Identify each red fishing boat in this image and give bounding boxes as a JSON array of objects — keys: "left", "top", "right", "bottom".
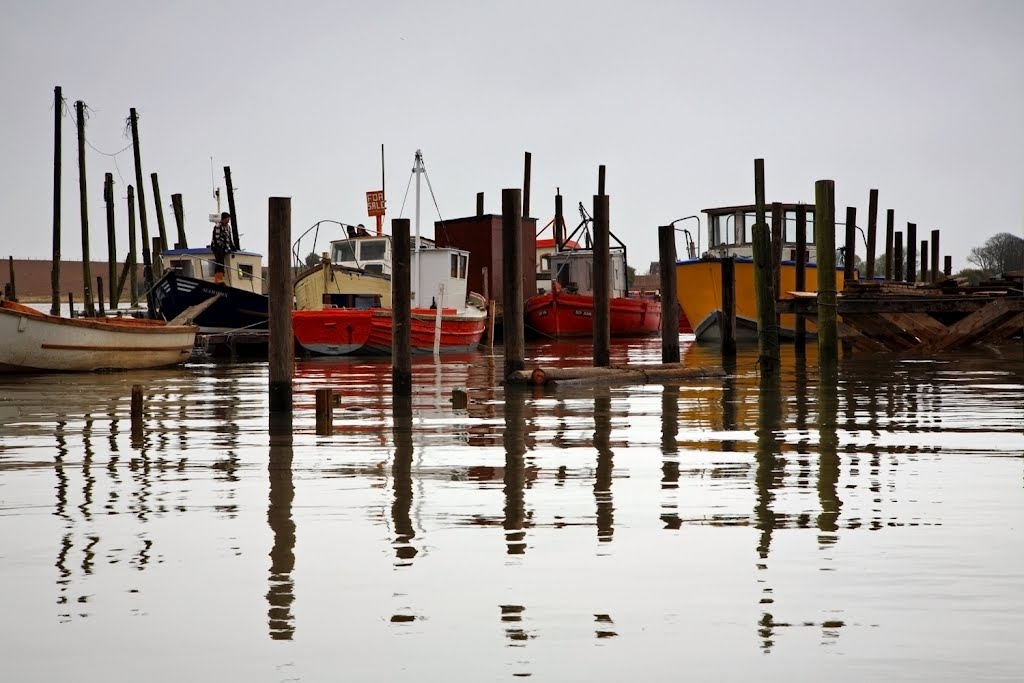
[{"left": 525, "top": 285, "right": 663, "bottom": 338}]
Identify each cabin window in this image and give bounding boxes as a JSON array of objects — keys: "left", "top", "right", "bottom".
[
  {"left": 200, "top": 259, "right": 217, "bottom": 278},
  {"left": 332, "top": 241, "right": 356, "bottom": 262},
  {"left": 450, "top": 253, "right": 459, "bottom": 278},
  {"left": 238, "top": 264, "right": 254, "bottom": 279},
  {"left": 459, "top": 254, "right": 468, "bottom": 279},
  {"left": 169, "top": 259, "right": 194, "bottom": 278},
  {"left": 360, "top": 240, "right": 386, "bottom": 261},
  {"left": 364, "top": 263, "right": 384, "bottom": 275}
]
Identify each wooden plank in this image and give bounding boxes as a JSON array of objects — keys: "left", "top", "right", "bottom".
[
  {"left": 993, "top": 313, "right": 1023, "bottom": 340},
  {"left": 841, "top": 312, "right": 920, "bottom": 350},
  {"left": 836, "top": 319, "right": 890, "bottom": 352},
  {"left": 924, "top": 299, "right": 1019, "bottom": 352},
  {"left": 881, "top": 312, "right": 947, "bottom": 339}
]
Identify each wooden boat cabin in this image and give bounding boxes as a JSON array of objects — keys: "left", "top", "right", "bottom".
[
  {"left": 700, "top": 203, "right": 818, "bottom": 264},
  {"left": 162, "top": 247, "right": 264, "bottom": 292}
]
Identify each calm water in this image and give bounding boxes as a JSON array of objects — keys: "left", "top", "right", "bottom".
[{"left": 1, "top": 339, "right": 1022, "bottom": 681}]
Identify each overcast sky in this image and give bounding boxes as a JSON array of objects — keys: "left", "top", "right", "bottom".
[{"left": 3, "top": 0, "right": 1022, "bottom": 273}]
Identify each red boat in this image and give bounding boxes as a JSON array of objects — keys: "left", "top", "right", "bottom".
[
  {"left": 294, "top": 307, "right": 486, "bottom": 356},
  {"left": 525, "top": 287, "right": 664, "bottom": 338}
]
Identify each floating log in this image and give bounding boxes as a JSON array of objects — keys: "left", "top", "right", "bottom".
[
  {"left": 506, "top": 364, "right": 726, "bottom": 387},
  {"left": 315, "top": 388, "right": 333, "bottom": 435}
]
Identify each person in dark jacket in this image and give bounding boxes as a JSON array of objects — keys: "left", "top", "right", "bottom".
[{"left": 211, "top": 212, "right": 235, "bottom": 283}]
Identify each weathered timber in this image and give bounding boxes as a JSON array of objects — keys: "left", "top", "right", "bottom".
[
  {"left": 658, "top": 225, "right": 680, "bottom": 363},
  {"left": 51, "top": 85, "right": 63, "bottom": 315},
  {"left": 753, "top": 159, "right": 779, "bottom": 374},
  {"left": 884, "top": 209, "right": 895, "bottom": 281},
  {"left": 866, "top": 189, "right": 878, "bottom": 279},
  {"left": 922, "top": 299, "right": 1021, "bottom": 352},
  {"left": 393, "top": 218, "right": 412, "bottom": 396},
  {"left": 267, "top": 197, "right": 293, "bottom": 413},
  {"left": 814, "top": 180, "right": 838, "bottom": 365}
]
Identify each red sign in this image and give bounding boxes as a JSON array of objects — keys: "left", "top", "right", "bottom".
[{"left": 366, "top": 190, "right": 386, "bottom": 217}]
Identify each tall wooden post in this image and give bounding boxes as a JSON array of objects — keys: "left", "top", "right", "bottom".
[
  {"left": 50, "top": 85, "right": 63, "bottom": 316},
  {"left": 884, "top": 209, "right": 895, "bottom": 280},
  {"left": 152, "top": 237, "right": 164, "bottom": 279},
  {"left": 75, "top": 100, "right": 95, "bottom": 317},
  {"left": 944, "top": 256, "right": 952, "bottom": 278},
  {"left": 794, "top": 205, "right": 807, "bottom": 351},
  {"left": 475, "top": 192, "right": 484, "bottom": 217},
  {"left": 658, "top": 225, "right": 680, "bottom": 363},
  {"left": 7, "top": 257, "right": 15, "bottom": 302},
  {"left": 392, "top": 217, "right": 412, "bottom": 397},
  {"left": 920, "top": 240, "right": 929, "bottom": 283},
  {"left": 96, "top": 276, "right": 105, "bottom": 316},
  {"left": 554, "top": 190, "right": 564, "bottom": 250},
  {"left": 522, "top": 152, "right": 532, "bottom": 218},
  {"left": 843, "top": 206, "right": 857, "bottom": 283},
  {"left": 906, "top": 223, "right": 917, "bottom": 283},
  {"left": 592, "top": 193, "right": 611, "bottom": 368},
  {"left": 150, "top": 173, "right": 169, "bottom": 253},
  {"left": 501, "top": 189, "right": 525, "bottom": 379},
  {"left": 930, "top": 230, "right": 940, "bottom": 282},
  {"left": 268, "top": 197, "right": 293, "bottom": 414},
  {"left": 894, "top": 232, "right": 904, "bottom": 283},
  {"left": 315, "top": 388, "right": 333, "bottom": 435},
  {"left": 129, "top": 108, "right": 155, "bottom": 316},
  {"left": 598, "top": 165, "right": 606, "bottom": 196},
  {"left": 814, "top": 180, "right": 838, "bottom": 366},
  {"left": 224, "top": 166, "right": 241, "bottom": 249},
  {"left": 171, "top": 193, "right": 187, "bottom": 248},
  {"left": 127, "top": 186, "right": 139, "bottom": 307},
  {"left": 720, "top": 256, "right": 737, "bottom": 358},
  {"left": 104, "top": 173, "right": 118, "bottom": 309},
  {"left": 770, "top": 202, "right": 783, "bottom": 307},
  {"left": 865, "top": 189, "right": 878, "bottom": 280},
  {"left": 752, "top": 159, "right": 778, "bottom": 374}
]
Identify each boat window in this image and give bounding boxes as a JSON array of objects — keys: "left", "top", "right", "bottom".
[
  {"left": 200, "top": 259, "right": 217, "bottom": 278},
  {"left": 332, "top": 240, "right": 356, "bottom": 262},
  {"left": 450, "top": 253, "right": 459, "bottom": 278},
  {"left": 169, "top": 259, "right": 194, "bottom": 278},
  {"left": 459, "top": 254, "right": 468, "bottom": 279},
  {"left": 238, "top": 264, "right": 254, "bottom": 279},
  {"left": 364, "top": 263, "right": 384, "bottom": 274},
  {"left": 360, "top": 240, "right": 386, "bottom": 261}
]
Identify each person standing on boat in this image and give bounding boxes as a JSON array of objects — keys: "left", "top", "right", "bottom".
[{"left": 211, "top": 212, "right": 236, "bottom": 283}]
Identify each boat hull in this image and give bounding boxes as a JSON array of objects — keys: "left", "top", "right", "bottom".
[
  {"left": 524, "top": 291, "right": 673, "bottom": 338},
  {"left": 154, "top": 271, "right": 268, "bottom": 333},
  {"left": 676, "top": 259, "right": 845, "bottom": 342},
  {"left": 0, "top": 301, "right": 196, "bottom": 373},
  {"left": 293, "top": 262, "right": 391, "bottom": 311},
  {"left": 293, "top": 307, "right": 486, "bottom": 356}
]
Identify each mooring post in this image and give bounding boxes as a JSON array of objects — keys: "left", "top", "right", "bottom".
[
  {"left": 752, "top": 159, "right": 779, "bottom": 375},
  {"left": 658, "top": 225, "right": 680, "bottom": 363},
  {"left": 944, "top": 255, "right": 952, "bottom": 278},
  {"left": 554, "top": 190, "right": 564, "bottom": 250},
  {"left": 152, "top": 237, "right": 164, "bottom": 279},
  {"left": 171, "top": 194, "right": 187, "bottom": 248},
  {"left": 920, "top": 240, "right": 929, "bottom": 283},
  {"left": 74, "top": 100, "right": 95, "bottom": 317},
  {"left": 7, "top": 256, "right": 15, "bottom": 302},
  {"left": 598, "top": 165, "right": 606, "bottom": 196},
  {"left": 930, "top": 230, "right": 940, "bottom": 282},
  {"left": 96, "top": 276, "right": 105, "bottom": 316},
  {"left": 522, "top": 152, "right": 532, "bottom": 218},
  {"left": 894, "top": 231, "right": 904, "bottom": 282},
  {"left": 104, "top": 173, "right": 118, "bottom": 309},
  {"left": 865, "top": 189, "right": 878, "bottom": 280},
  {"left": 906, "top": 223, "right": 917, "bottom": 283},
  {"left": 129, "top": 109, "right": 153, "bottom": 275},
  {"left": 268, "top": 197, "right": 293, "bottom": 414},
  {"left": 225, "top": 166, "right": 241, "bottom": 249},
  {"left": 476, "top": 192, "right": 484, "bottom": 217},
  {"left": 392, "top": 217, "right": 412, "bottom": 397},
  {"left": 50, "top": 85, "right": 62, "bottom": 316},
  {"left": 502, "top": 189, "right": 525, "bottom": 378},
  {"left": 68, "top": 292, "right": 74, "bottom": 318},
  {"left": 127, "top": 185, "right": 139, "bottom": 307},
  {"left": 592, "top": 192, "right": 611, "bottom": 368},
  {"left": 843, "top": 206, "right": 857, "bottom": 283},
  {"left": 884, "top": 209, "right": 895, "bottom": 280},
  {"left": 315, "top": 388, "right": 333, "bottom": 435},
  {"left": 814, "top": 180, "right": 838, "bottom": 366},
  {"left": 720, "top": 256, "right": 737, "bottom": 359},
  {"left": 150, "top": 173, "right": 169, "bottom": 253},
  {"left": 770, "top": 202, "right": 783, "bottom": 312},
  {"left": 794, "top": 205, "right": 808, "bottom": 351}
]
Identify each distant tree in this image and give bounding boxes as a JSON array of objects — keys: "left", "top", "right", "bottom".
[
  {"left": 626, "top": 265, "right": 636, "bottom": 289},
  {"left": 953, "top": 268, "right": 990, "bottom": 285},
  {"left": 967, "top": 233, "right": 1024, "bottom": 276},
  {"left": 873, "top": 251, "right": 908, "bottom": 279},
  {"left": 304, "top": 251, "right": 321, "bottom": 268}
]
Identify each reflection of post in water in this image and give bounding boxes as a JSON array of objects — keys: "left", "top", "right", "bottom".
[
  {"left": 754, "top": 371, "right": 784, "bottom": 652},
  {"left": 660, "top": 385, "right": 681, "bottom": 530},
  {"left": 391, "top": 394, "right": 418, "bottom": 565},
  {"left": 267, "top": 420, "right": 296, "bottom": 641},
  {"left": 54, "top": 420, "right": 69, "bottom": 521},
  {"left": 503, "top": 387, "right": 528, "bottom": 554},
  {"left": 594, "top": 391, "right": 614, "bottom": 543},
  {"left": 80, "top": 415, "right": 95, "bottom": 521},
  {"left": 721, "top": 358, "right": 737, "bottom": 453},
  {"left": 817, "top": 365, "right": 842, "bottom": 543},
  {"left": 793, "top": 355, "right": 812, "bottom": 510}
]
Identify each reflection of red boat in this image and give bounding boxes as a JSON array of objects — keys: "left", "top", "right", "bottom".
[
  {"left": 293, "top": 307, "right": 486, "bottom": 356},
  {"left": 525, "top": 288, "right": 664, "bottom": 338}
]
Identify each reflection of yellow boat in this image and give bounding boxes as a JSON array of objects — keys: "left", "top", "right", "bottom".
[{"left": 676, "top": 203, "right": 845, "bottom": 342}]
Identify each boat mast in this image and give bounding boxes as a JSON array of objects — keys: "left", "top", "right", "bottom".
[{"left": 413, "top": 149, "right": 423, "bottom": 308}]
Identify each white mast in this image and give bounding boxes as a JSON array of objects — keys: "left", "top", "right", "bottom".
[{"left": 414, "top": 149, "right": 423, "bottom": 308}]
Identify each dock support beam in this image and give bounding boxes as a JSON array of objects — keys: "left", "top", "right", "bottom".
[
  {"left": 592, "top": 192, "right": 611, "bottom": 367},
  {"left": 844, "top": 206, "right": 857, "bottom": 283},
  {"left": 884, "top": 209, "right": 895, "bottom": 281},
  {"left": 930, "top": 230, "right": 940, "bottom": 282},
  {"left": 658, "top": 225, "right": 680, "bottom": 363},
  {"left": 501, "top": 189, "right": 525, "bottom": 380},
  {"left": 815, "top": 180, "right": 838, "bottom": 366},
  {"left": 906, "top": 223, "right": 917, "bottom": 283},
  {"left": 794, "top": 205, "right": 807, "bottom": 351},
  {"left": 894, "top": 231, "right": 904, "bottom": 283},
  {"left": 866, "top": 189, "right": 878, "bottom": 280},
  {"left": 393, "top": 218, "right": 412, "bottom": 397},
  {"left": 268, "top": 197, "right": 293, "bottom": 414},
  {"left": 752, "top": 159, "right": 778, "bottom": 375}
]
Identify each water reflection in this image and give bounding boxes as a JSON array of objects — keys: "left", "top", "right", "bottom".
[
  {"left": 660, "top": 385, "right": 680, "bottom": 530},
  {"left": 267, "top": 422, "right": 295, "bottom": 641},
  {"left": 754, "top": 372, "right": 783, "bottom": 652},
  {"left": 392, "top": 395, "right": 417, "bottom": 565},
  {"left": 593, "top": 390, "right": 614, "bottom": 543},
  {"left": 818, "top": 366, "right": 842, "bottom": 542},
  {"left": 503, "top": 388, "right": 528, "bottom": 555}
]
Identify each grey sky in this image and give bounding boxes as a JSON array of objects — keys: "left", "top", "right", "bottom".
[{"left": 3, "top": 0, "right": 1022, "bottom": 272}]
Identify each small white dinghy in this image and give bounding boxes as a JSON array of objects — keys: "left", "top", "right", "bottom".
[{"left": 0, "top": 300, "right": 199, "bottom": 373}]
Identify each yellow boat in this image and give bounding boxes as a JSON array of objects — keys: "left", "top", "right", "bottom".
[{"left": 675, "top": 203, "right": 845, "bottom": 342}]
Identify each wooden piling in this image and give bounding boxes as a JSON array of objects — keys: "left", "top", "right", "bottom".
[
  {"left": 794, "top": 205, "right": 807, "bottom": 351},
  {"left": 7, "top": 256, "right": 16, "bottom": 302},
  {"left": 658, "top": 225, "right": 680, "bottom": 363},
  {"left": 127, "top": 185, "right": 139, "bottom": 307},
  {"left": 894, "top": 232, "right": 904, "bottom": 283},
  {"left": 152, "top": 237, "right": 164, "bottom": 279},
  {"left": 224, "top": 166, "right": 241, "bottom": 249},
  {"left": 720, "top": 256, "right": 737, "bottom": 358},
  {"left": 866, "top": 189, "right": 878, "bottom": 280},
  {"left": 592, "top": 193, "right": 611, "bottom": 368},
  {"left": 475, "top": 192, "right": 484, "bottom": 217},
  {"left": 150, "top": 173, "right": 169, "bottom": 253},
  {"left": 814, "top": 180, "right": 838, "bottom": 366},
  {"left": 770, "top": 202, "right": 783, "bottom": 309},
  {"left": 598, "top": 165, "right": 606, "bottom": 196},
  {"left": 74, "top": 101, "right": 95, "bottom": 317},
  {"left": 129, "top": 108, "right": 155, "bottom": 315},
  {"left": 884, "top": 209, "right": 895, "bottom": 280},
  {"left": 844, "top": 206, "right": 857, "bottom": 283},
  {"left": 906, "top": 223, "right": 917, "bottom": 283},
  {"left": 501, "top": 189, "right": 525, "bottom": 379},
  {"left": 392, "top": 218, "right": 412, "bottom": 396},
  {"left": 554, "top": 190, "right": 564, "bottom": 250},
  {"left": 315, "top": 388, "right": 333, "bottom": 435},
  {"left": 104, "top": 173, "right": 118, "bottom": 309},
  {"left": 451, "top": 388, "right": 468, "bottom": 410},
  {"left": 67, "top": 292, "right": 74, "bottom": 318},
  {"left": 930, "top": 230, "right": 940, "bottom": 282},
  {"left": 171, "top": 194, "right": 187, "bottom": 248},
  {"left": 944, "top": 255, "right": 952, "bottom": 278},
  {"left": 522, "top": 152, "right": 532, "bottom": 218},
  {"left": 268, "top": 197, "right": 293, "bottom": 414},
  {"left": 50, "top": 85, "right": 62, "bottom": 316},
  {"left": 752, "top": 159, "right": 779, "bottom": 374},
  {"left": 920, "top": 240, "right": 929, "bottom": 283},
  {"left": 96, "top": 276, "right": 105, "bottom": 316}
]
